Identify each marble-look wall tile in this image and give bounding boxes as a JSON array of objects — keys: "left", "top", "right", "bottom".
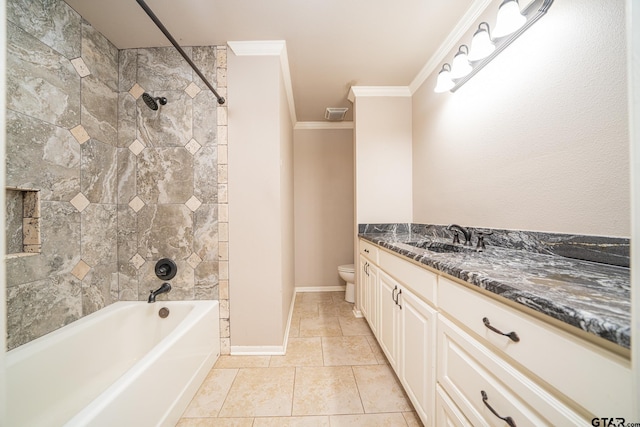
[
  {"left": 82, "top": 263, "right": 118, "bottom": 315},
  {"left": 6, "top": 110, "right": 81, "bottom": 201},
  {"left": 117, "top": 205, "right": 138, "bottom": 264},
  {"left": 194, "top": 144, "right": 218, "bottom": 203},
  {"left": 6, "top": 276, "right": 82, "bottom": 350},
  {"left": 137, "top": 147, "right": 194, "bottom": 204},
  {"left": 117, "top": 148, "right": 137, "bottom": 204},
  {"left": 81, "top": 20, "right": 118, "bottom": 91},
  {"left": 81, "top": 75, "right": 118, "bottom": 146},
  {"left": 81, "top": 204, "right": 117, "bottom": 267},
  {"left": 117, "top": 93, "right": 137, "bottom": 148},
  {"left": 137, "top": 91, "right": 193, "bottom": 147},
  {"left": 191, "top": 46, "right": 217, "bottom": 86},
  {"left": 137, "top": 204, "right": 194, "bottom": 260},
  {"left": 118, "top": 49, "right": 137, "bottom": 92},
  {"left": 137, "top": 47, "right": 193, "bottom": 91},
  {"left": 6, "top": 201, "right": 81, "bottom": 289},
  {"left": 194, "top": 204, "right": 219, "bottom": 262},
  {"left": 193, "top": 91, "right": 218, "bottom": 145},
  {"left": 7, "top": 21, "right": 80, "bottom": 128},
  {"left": 195, "top": 261, "right": 219, "bottom": 300},
  {"left": 81, "top": 139, "right": 117, "bottom": 204},
  {"left": 7, "top": 0, "right": 81, "bottom": 59}
]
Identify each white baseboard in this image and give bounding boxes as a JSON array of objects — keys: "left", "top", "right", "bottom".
[
  {"left": 353, "top": 309, "right": 363, "bottom": 318},
  {"left": 230, "top": 345, "right": 286, "bottom": 356},
  {"left": 295, "top": 285, "right": 346, "bottom": 292}
]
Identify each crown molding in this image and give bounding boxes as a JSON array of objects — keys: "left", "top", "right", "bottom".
[
  {"left": 227, "top": 40, "right": 297, "bottom": 125},
  {"left": 347, "top": 86, "right": 412, "bottom": 102},
  {"left": 408, "top": 0, "right": 493, "bottom": 94},
  {"left": 294, "top": 121, "right": 354, "bottom": 130}
]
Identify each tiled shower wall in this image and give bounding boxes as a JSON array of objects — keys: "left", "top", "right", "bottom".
[{"left": 5, "top": 0, "right": 228, "bottom": 351}]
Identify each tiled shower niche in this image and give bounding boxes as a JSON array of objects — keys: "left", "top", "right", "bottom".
[
  {"left": 6, "top": 0, "right": 229, "bottom": 351},
  {"left": 5, "top": 187, "right": 41, "bottom": 256}
]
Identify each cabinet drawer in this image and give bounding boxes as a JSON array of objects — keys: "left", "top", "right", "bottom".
[
  {"left": 359, "top": 239, "right": 379, "bottom": 263},
  {"left": 379, "top": 249, "right": 437, "bottom": 305},
  {"left": 436, "top": 384, "right": 472, "bottom": 427},
  {"left": 437, "top": 316, "right": 587, "bottom": 426},
  {"left": 438, "top": 277, "right": 632, "bottom": 418}
]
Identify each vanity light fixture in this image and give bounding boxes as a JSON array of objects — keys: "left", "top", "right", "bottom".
[
  {"left": 450, "top": 45, "right": 473, "bottom": 79},
  {"left": 493, "top": 0, "right": 526, "bottom": 38},
  {"left": 434, "top": 64, "right": 455, "bottom": 93},
  {"left": 468, "top": 22, "right": 495, "bottom": 61},
  {"left": 434, "top": 0, "right": 553, "bottom": 93}
]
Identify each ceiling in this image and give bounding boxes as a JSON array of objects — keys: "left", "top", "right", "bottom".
[{"left": 64, "top": 0, "right": 477, "bottom": 123}]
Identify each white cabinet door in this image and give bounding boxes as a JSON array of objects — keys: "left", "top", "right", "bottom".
[
  {"left": 399, "top": 286, "right": 437, "bottom": 426},
  {"left": 378, "top": 271, "right": 400, "bottom": 369},
  {"left": 367, "top": 263, "right": 379, "bottom": 336},
  {"left": 359, "top": 255, "right": 369, "bottom": 320}
]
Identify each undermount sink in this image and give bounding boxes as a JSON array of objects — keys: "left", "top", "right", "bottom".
[{"left": 405, "top": 241, "right": 476, "bottom": 253}]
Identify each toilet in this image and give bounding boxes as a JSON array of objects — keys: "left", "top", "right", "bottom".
[{"left": 338, "top": 264, "right": 355, "bottom": 303}]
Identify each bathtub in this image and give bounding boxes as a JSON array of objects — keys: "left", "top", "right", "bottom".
[{"left": 6, "top": 300, "right": 220, "bottom": 427}]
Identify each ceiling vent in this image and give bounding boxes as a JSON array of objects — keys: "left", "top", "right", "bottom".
[{"left": 324, "top": 107, "right": 349, "bottom": 121}]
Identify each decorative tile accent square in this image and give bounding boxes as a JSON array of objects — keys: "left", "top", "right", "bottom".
[
  {"left": 70, "top": 57, "right": 91, "bottom": 77},
  {"left": 185, "top": 195, "right": 202, "bottom": 212},
  {"left": 187, "top": 252, "right": 203, "bottom": 269},
  {"left": 130, "top": 253, "right": 146, "bottom": 270},
  {"left": 185, "top": 138, "right": 202, "bottom": 155},
  {"left": 70, "top": 124, "right": 90, "bottom": 144},
  {"left": 184, "top": 82, "right": 202, "bottom": 98},
  {"left": 70, "top": 192, "right": 90, "bottom": 212},
  {"left": 71, "top": 259, "right": 91, "bottom": 280},
  {"left": 128, "top": 139, "right": 145, "bottom": 156},
  {"left": 128, "top": 196, "right": 145, "bottom": 212},
  {"left": 129, "top": 83, "right": 145, "bottom": 99}
]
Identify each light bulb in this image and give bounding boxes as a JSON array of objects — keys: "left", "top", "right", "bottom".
[
  {"left": 434, "top": 64, "right": 454, "bottom": 93},
  {"left": 493, "top": 0, "right": 526, "bottom": 38},
  {"left": 450, "top": 45, "right": 472, "bottom": 79},
  {"left": 468, "top": 22, "right": 495, "bottom": 61}
]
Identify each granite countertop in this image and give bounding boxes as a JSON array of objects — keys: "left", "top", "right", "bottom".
[{"left": 359, "top": 229, "right": 631, "bottom": 349}]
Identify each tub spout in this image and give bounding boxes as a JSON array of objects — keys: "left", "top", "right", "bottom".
[{"left": 148, "top": 282, "right": 171, "bottom": 303}]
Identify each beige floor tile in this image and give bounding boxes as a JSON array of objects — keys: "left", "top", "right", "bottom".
[
  {"left": 182, "top": 369, "right": 238, "bottom": 417},
  {"left": 321, "top": 336, "right": 378, "bottom": 366},
  {"left": 219, "top": 367, "right": 295, "bottom": 417},
  {"left": 338, "top": 316, "right": 373, "bottom": 336},
  {"left": 403, "top": 411, "right": 424, "bottom": 427},
  {"left": 366, "top": 335, "right": 389, "bottom": 365},
  {"left": 176, "top": 418, "right": 254, "bottom": 427},
  {"left": 335, "top": 301, "right": 356, "bottom": 317},
  {"left": 270, "top": 337, "right": 324, "bottom": 367},
  {"left": 317, "top": 301, "right": 339, "bottom": 317},
  {"left": 330, "top": 291, "right": 347, "bottom": 303},
  {"left": 252, "top": 416, "right": 331, "bottom": 426},
  {"left": 289, "top": 317, "right": 300, "bottom": 337},
  {"left": 292, "top": 366, "right": 364, "bottom": 416},
  {"left": 214, "top": 355, "right": 271, "bottom": 368},
  {"left": 299, "top": 292, "right": 335, "bottom": 303},
  {"left": 293, "top": 302, "right": 319, "bottom": 319},
  {"left": 299, "top": 316, "right": 342, "bottom": 337},
  {"left": 352, "top": 365, "right": 413, "bottom": 413},
  {"left": 329, "top": 413, "right": 409, "bottom": 426}
]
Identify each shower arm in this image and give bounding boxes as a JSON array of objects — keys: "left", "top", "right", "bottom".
[{"left": 135, "top": 0, "right": 226, "bottom": 105}]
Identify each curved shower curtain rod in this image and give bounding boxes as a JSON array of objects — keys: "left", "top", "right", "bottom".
[{"left": 135, "top": 0, "right": 226, "bottom": 105}]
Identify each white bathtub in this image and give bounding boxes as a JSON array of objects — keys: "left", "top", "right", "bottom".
[{"left": 6, "top": 300, "right": 220, "bottom": 427}]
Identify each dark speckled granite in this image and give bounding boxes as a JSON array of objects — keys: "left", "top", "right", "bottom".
[{"left": 359, "top": 224, "right": 631, "bottom": 349}]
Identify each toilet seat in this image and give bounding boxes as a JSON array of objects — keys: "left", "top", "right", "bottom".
[{"left": 338, "top": 264, "right": 355, "bottom": 273}]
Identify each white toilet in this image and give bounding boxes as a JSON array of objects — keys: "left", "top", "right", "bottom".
[{"left": 338, "top": 264, "right": 355, "bottom": 303}]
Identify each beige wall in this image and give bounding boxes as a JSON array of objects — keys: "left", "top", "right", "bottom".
[
  {"left": 227, "top": 48, "right": 294, "bottom": 350},
  {"left": 353, "top": 93, "right": 413, "bottom": 224},
  {"left": 412, "top": 0, "right": 630, "bottom": 237},
  {"left": 293, "top": 128, "right": 354, "bottom": 288}
]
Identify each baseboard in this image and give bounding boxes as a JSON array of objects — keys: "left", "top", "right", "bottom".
[
  {"left": 230, "top": 345, "right": 286, "bottom": 356},
  {"left": 295, "top": 285, "right": 346, "bottom": 292},
  {"left": 353, "top": 309, "right": 363, "bottom": 318}
]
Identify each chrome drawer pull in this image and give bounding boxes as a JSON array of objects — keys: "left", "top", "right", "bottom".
[
  {"left": 482, "top": 317, "right": 520, "bottom": 342},
  {"left": 481, "top": 390, "right": 516, "bottom": 427}
]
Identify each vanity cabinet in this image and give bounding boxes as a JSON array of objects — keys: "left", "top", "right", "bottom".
[
  {"left": 357, "top": 238, "right": 632, "bottom": 427},
  {"left": 359, "top": 240, "right": 379, "bottom": 335}
]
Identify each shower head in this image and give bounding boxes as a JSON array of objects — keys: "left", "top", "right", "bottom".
[{"left": 141, "top": 92, "right": 167, "bottom": 111}]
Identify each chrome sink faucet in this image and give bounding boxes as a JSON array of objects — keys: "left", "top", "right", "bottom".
[{"left": 447, "top": 224, "right": 472, "bottom": 246}]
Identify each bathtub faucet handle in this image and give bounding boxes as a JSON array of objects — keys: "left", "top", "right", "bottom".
[{"left": 148, "top": 282, "right": 172, "bottom": 303}]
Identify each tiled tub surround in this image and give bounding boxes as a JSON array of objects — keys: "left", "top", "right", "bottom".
[
  {"left": 358, "top": 224, "right": 631, "bottom": 349},
  {"left": 6, "top": 0, "right": 228, "bottom": 350}
]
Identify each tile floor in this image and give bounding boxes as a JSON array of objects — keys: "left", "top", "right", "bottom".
[{"left": 177, "top": 291, "right": 424, "bottom": 427}]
